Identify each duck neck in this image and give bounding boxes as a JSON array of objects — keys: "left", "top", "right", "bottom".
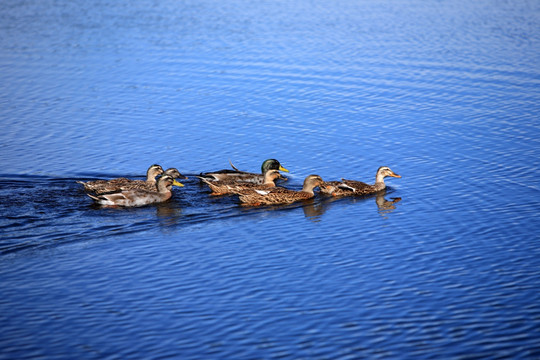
[
  {"left": 301, "top": 183, "right": 316, "bottom": 195},
  {"left": 146, "top": 171, "right": 159, "bottom": 183},
  {"left": 373, "top": 173, "right": 386, "bottom": 191},
  {"left": 156, "top": 182, "right": 172, "bottom": 194}
]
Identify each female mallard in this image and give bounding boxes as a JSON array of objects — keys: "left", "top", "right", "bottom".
[
  {"left": 198, "top": 169, "right": 284, "bottom": 196},
  {"left": 238, "top": 175, "right": 324, "bottom": 206},
  {"left": 114, "top": 167, "right": 188, "bottom": 192},
  {"left": 320, "top": 166, "right": 401, "bottom": 197},
  {"left": 199, "top": 159, "right": 289, "bottom": 184},
  {"left": 77, "top": 164, "right": 164, "bottom": 194},
  {"left": 87, "top": 175, "right": 184, "bottom": 207}
]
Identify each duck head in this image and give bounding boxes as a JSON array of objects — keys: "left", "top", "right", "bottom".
[
  {"left": 303, "top": 174, "right": 324, "bottom": 192},
  {"left": 261, "top": 159, "right": 289, "bottom": 174},
  {"left": 376, "top": 166, "right": 401, "bottom": 183},
  {"left": 163, "top": 167, "right": 188, "bottom": 180},
  {"left": 157, "top": 174, "right": 184, "bottom": 192},
  {"left": 147, "top": 164, "right": 165, "bottom": 179}
]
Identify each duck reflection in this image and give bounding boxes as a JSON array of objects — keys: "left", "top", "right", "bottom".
[
  {"left": 301, "top": 198, "right": 325, "bottom": 222},
  {"left": 302, "top": 189, "right": 402, "bottom": 221},
  {"left": 155, "top": 202, "right": 182, "bottom": 229},
  {"left": 235, "top": 189, "right": 401, "bottom": 222},
  {"left": 375, "top": 193, "right": 401, "bottom": 217}
]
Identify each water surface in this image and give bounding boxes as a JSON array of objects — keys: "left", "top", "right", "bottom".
[{"left": 1, "top": 0, "right": 540, "bottom": 359}]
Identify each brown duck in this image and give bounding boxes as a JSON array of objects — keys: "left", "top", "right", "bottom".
[
  {"left": 87, "top": 175, "right": 184, "bottom": 207},
  {"left": 238, "top": 175, "right": 324, "bottom": 206},
  {"left": 320, "top": 166, "right": 401, "bottom": 197},
  {"left": 77, "top": 164, "right": 164, "bottom": 194},
  {"left": 78, "top": 166, "right": 187, "bottom": 194}
]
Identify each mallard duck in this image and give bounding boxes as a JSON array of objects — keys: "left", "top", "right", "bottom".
[
  {"left": 238, "top": 175, "right": 324, "bottom": 206},
  {"left": 87, "top": 175, "right": 184, "bottom": 207},
  {"left": 320, "top": 166, "right": 401, "bottom": 197},
  {"left": 199, "top": 159, "right": 289, "bottom": 184},
  {"left": 77, "top": 164, "right": 164, "bottom": 194},
  {"left": 113, "top": 167, "right": 188, "bottom": 192},
  {"left": 198, "top": 169, "right": 284, "bottom": 196}
]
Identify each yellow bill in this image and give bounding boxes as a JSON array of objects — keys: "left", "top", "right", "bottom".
[{"left": 172, "top": 180, "right": 185, "bottom": 187}]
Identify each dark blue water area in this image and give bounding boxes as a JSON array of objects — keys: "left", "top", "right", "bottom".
[{"left": 1, "top": 0, "right": 540, "bottom": 358}]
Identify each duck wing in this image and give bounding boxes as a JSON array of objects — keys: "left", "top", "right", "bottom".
[
  {"left": 239, "top": 187, "right": 311, "bottom": 206},
  {"left": 341, "top": 179, "right": 376, "bottom": 194},
  {"left": 199, "top": 170, "right": 263, "bottom": 183}
]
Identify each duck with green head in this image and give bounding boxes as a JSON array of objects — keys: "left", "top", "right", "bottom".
[
  {"left": 198, "top": 169, "right": 285, "bottom": 196},
  {"left": 199, "top": 159, "right": 289, "bottom": 184}
]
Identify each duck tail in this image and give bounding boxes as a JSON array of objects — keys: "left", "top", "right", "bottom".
[
  {"left": 196, "top": 175, "right": 212, "bottom": 185},
  {"left": 86, "top": 193, "right": 101, "bottom": 202},
  {"left": 229, "top": 159, "right": 241, "bottom": 171}
]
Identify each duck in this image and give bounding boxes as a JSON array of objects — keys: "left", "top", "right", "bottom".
[
  {"left": 198, "top": 169, "right": 284, "bottom": 196},
  {"left": 238, "top": 175, "right": 325, "bottom": 206},
  {"left": 87, "top": 175, "right": 184, "bottom": 207},
  {"left": 320, "top": 166, "right": 401, "bottom": 197},
  {"left": 77, "top": 164, "right": 164, "bottom": 194},
  {"left": 199, "top": 159, "right": 289, "bottom": 184},
  {"left": 114, "top": 167, "right": 188, "bottom": 192}
]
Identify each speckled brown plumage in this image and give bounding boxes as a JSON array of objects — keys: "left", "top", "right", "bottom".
[
  {"left": 198, "top": 169, "right": 284, "bottom": 196},
  {"left": 320, "top": 166, "right": 401, "bottom": 197},
  {"left": 78, "top": 164, "right": 164, "bottom": 195},
  {"left": 238, "top": 175, "right": 324, "bottom": 206},
  {"left": 87, "top": 175, "right": 184, "bottom": 207}
]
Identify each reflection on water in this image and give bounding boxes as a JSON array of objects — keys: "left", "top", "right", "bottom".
[
  {"left": 155, "top": 203, "right": 183, "bottom": 230},
  {"left": 302, "top": 189, "right": 402, "bottom": 221},
  {"left": 302, "top": 198, "right": 324, "bottom": 221},
  {"left": 376, "top": 194, "right": 402, "bottom": 217}
]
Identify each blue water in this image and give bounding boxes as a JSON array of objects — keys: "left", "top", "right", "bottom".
[{"left": 1, "top": 0, "right": 540, "bottom": 358}]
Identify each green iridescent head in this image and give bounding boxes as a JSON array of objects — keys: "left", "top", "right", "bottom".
[{"left": 261, "top": 159, "right": 289, "bottom": 174}]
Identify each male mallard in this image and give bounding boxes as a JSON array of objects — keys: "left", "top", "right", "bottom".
[
  {"left": 77, "top": 164, "right": 164, "bottom": 194},
  {"left": 320, "top": 166, "right": 401, "bottom": 197},
  {"left": 199, "top": 159, "right": 289, "bottom": 184},
  {"left": 198, "top": 169, "right": 284, "bottom": 196},
  {"left": 87, "top": 175, "right": 184, "bottom": 207},
  {"left": 238, "top": 175, "right": 324, "bottom": 206}
]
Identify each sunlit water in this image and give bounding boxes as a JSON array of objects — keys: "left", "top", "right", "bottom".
[{"left": 1, "top": 0, "right": 540, "bottom": 358}]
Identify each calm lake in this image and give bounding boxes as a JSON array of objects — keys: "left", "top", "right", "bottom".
[{"left": 1, "top": 0, "right": 539, "bottom": 358}]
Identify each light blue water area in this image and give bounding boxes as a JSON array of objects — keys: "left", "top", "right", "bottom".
[{"left": 1, "top": 0, "right": 540, "bottom": 359}]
